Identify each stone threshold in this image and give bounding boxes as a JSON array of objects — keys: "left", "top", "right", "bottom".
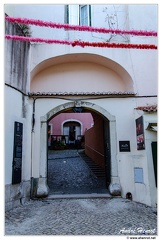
[{"left": 44, "top": 193, "right": 113, "bottom": 200}]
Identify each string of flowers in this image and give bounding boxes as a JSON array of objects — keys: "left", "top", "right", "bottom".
[
  {"left": 5, "top": 16, "right": 157, "bottom": 37},
  {"left": 5, "top": 35, "right": 157, "bottom": 49}
]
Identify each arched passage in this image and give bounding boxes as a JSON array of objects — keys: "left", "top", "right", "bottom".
[{"left": 36, "top": 101, "right": 121, "bottom": 197}]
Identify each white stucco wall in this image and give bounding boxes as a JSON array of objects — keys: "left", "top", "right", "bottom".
[
  {"left": 5, "top": 4, "right": 157, "bottom": 45},
  {"left": 5, "top": 86, "right": 32, "bottom": 184},
  {"left": 116, "top": 109, "right": 157, "bottom": 206},
  {"left": 5, "top": 4, "right": 65, "bottom": 39},
  {"left": 30, "top": 46, "right": 157, "bottom": 96}
]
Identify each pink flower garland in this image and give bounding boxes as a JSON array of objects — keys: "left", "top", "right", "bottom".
[
  {"left": 5, "top": 35, "right": 157, "bottom": 49},
  {"left": 5, "top": 16, "right": 157, "bottom": 37}
]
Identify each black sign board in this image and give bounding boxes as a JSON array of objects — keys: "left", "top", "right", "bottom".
[
  {"left": 119, "top": 141, "right": 130, "bottom": 152},
  {"left": 12, "top": 122, "right": 23, "bottom": 184}
]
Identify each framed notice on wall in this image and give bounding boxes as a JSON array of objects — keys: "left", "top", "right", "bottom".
[
  {"left": 119, "top": 141, "right": 130, "bottom": 152},
  {"left": 12, "top": 122, "right": 23, "bottom": 184},
  {"left": 136, "top": 116, "right": 145, "bottom": 150}
]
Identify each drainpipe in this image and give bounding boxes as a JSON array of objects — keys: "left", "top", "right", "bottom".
[
  {"left": 32, "top": 98, "right": 36, "bottom": 132},
  {"left": 30, "top": 98, "right": 36, "bottom": 198}
]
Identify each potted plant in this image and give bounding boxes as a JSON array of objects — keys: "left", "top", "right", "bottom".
[{"left": 54, "top": 140, "right": 66, "bottom": 150}]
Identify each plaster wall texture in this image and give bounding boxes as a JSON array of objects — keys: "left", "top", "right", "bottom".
[
  {"left": 5, "top": 20, "right": 31, "bottom": 184},
  {"left": 117, "top": 111, "right": 157, "bottom": 206},
  {"left": 5, "top": 88, "right": 32, "bottom": 185},
  {"left": 5, "top": 20, "right": 30, "bottom": 94},
  {"left": 31, "top": 62, "right": 128, "bottom": 93},
  {"left": 5, "top": 86, "right": 32, "bottom": 210},
  {"left": 5, "top": 19, "right": 31, "bottom": 210},
  {"left": 29, "top": 47, "right": 157, "bottom": 97}
]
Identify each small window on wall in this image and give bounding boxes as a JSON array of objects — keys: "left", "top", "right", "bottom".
[
  {"left": 79, "top": 5, "right": 91, "bottom": 26},
  {"left": 64, "top": 5, "right": 69, "bottom": 24},
  {"left": 65, "top": 5, "right": 91, "bottom": 26}
]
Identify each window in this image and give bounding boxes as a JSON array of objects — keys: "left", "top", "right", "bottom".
[
  {"left": 79, "top": 5, "right": 91, "bottom": 26},
  {"left": 64, "top": 5, "right": 69, "bottom": 24},
  {"left": 65, "top": 5, "right": 91, "bottom": 26}
]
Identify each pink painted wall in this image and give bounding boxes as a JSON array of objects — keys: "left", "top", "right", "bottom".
[
  {"left": 49, "top": 112, "right": 93, "bottom": 135},
  {"left": 85, "top": 113, "right": 105, "bottom": 168}
]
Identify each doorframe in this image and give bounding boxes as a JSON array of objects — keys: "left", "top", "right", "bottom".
[
  {"left": 61, "top": 119, "right": 83, "bottom": 139},
  {"left": 36, "top": 101, "right": 121, "bottom": 197}
]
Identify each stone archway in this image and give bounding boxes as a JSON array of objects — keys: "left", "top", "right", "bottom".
[{"left": 36, "top": 101, "right": 121, "bottom": 197}]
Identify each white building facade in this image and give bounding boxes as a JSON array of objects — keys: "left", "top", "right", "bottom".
[{"left": 5, "top": 4, "right": 157, "bottom": 210}]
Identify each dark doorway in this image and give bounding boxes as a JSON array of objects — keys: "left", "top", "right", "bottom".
[
  {"left": 151, "top": 141, "right": 157, "bottom": 187},
  {"left": 63, "top": 121, "right": 82, "bottom": 148},
  {"left": 104, "top": 119, "right": 111, "bottom": 188}
]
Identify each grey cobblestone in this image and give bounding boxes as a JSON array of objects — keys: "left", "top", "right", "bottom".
[
  {"left": 47, "top": 149, "right": 107, "bottom": 194},
  {"left": 5, "top": 197, "right": 157, "bottom": 235},
  {"left": 5, "top": 150, "right": 157, "bottom": 236}
]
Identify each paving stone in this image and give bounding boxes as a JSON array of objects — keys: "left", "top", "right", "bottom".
[
  {"left": 47, "top": 149, "right": 108, "bottom": 194},
  {"left": 5, "top": 150, "right": 157, "bottom": 236},
  {"left": 5, "top": 197, "right": 157, "bottom": 235}
]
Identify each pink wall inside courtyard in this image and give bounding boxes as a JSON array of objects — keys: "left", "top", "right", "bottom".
[
  {"left": 85, "top": 113, "right": 105, "bottom": 169},
  {"left": 49, "top": 112, "right": 94, "bottom": 135}
]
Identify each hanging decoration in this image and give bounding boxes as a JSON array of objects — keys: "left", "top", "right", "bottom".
[
  {"left": 5, "top": 16, "right": 157, "bottom": 37},
  {"left": 5, "top": 16, "right": 157, "bottom": 49},
  {"left": 5, "top": 35, "right": 157, "bottom": 49}
]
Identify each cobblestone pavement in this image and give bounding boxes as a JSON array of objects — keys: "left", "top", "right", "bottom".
[
  {"left": 48, "top": 150, "right": 108, "bottom": 194},
  {"left": 5, "top": 150, "right": 157, "bottom": 236},
  {"left": 5, "top": 197, "right": 157, "bottom": 236}
]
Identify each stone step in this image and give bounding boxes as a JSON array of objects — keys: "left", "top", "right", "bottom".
[{"left": 78, "top": 151, "right": 106, "bottom": 179}]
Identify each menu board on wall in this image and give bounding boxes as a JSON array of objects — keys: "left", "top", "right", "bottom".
[{"left": 12, "top": 122, "right": 23, "bottom": 184}]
